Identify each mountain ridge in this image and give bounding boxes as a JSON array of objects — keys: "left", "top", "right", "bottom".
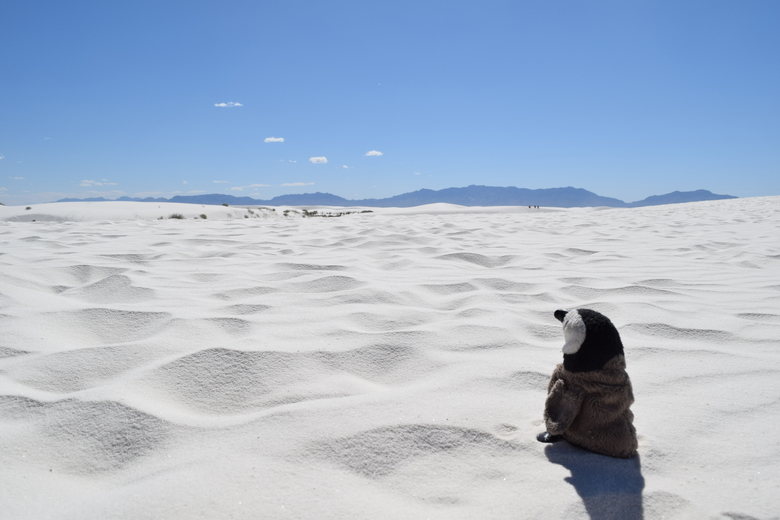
[{"left": 56, "top": 185, "right": 736, "bottom": 208}]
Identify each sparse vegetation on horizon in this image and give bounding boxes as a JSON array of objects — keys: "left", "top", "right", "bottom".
[{"left": 281, "top": 208, "right": 374, "bottom": 218}]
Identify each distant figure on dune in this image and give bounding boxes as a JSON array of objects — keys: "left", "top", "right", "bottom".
[{"left": 537, "top": 308, "right": 638, "bottom": 458}]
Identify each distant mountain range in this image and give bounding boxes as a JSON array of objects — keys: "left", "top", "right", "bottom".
[{"left": 57, "top": 186, "right": 736, "bottom": 208}]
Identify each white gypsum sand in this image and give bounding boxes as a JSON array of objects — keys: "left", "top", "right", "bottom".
[{"left": 1, "top": 198, "right": 779, "bottom": 519}]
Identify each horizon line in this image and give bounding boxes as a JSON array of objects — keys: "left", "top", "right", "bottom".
[{"left": 47, "top": 184, "right": 736, "bottom": 205}]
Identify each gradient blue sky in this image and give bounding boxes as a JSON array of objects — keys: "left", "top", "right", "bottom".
[{"left": 2, "top": 0, "right": 779, "bottom": 205}]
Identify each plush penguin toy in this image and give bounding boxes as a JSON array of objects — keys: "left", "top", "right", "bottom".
[{"left": 537, "top": 308, "right": 638, "bottom": 458}]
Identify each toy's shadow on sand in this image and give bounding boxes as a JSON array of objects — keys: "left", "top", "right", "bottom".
[{"left": 545, "top": 443, "right": 644, "bottom": 520}]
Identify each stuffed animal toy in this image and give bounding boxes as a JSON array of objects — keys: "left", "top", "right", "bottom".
[{"left": 537, "top": 308, "right": 638, "bottom": 458}]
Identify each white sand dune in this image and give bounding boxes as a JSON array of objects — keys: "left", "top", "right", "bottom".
[
  {"left": 1, "top": 198, "right": 779, "bottom": 519},
  {"left": 0, "top": 201, "right": 277, "bottom": 222}
]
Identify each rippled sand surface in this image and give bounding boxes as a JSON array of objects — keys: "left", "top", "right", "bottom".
[{"left": 1, "top": 198, "right": 779, "bottom": 519}]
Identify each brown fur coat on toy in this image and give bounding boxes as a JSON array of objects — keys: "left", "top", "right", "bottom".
[{"left": 544, "top": 355, "right": 638, "bottom": 458}]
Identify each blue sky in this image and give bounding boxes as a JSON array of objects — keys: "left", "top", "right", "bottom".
[{"left": 1, "top": 0, "right": 779, "bottom": 205}]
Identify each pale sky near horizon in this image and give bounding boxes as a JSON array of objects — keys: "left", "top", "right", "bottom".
[{"left": 1, "top": 0, "right": 779, "bottom": 205}]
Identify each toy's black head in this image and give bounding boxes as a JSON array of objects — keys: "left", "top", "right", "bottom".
[{"left": 554, "top": 308, "right": 624, "bottom": 372}]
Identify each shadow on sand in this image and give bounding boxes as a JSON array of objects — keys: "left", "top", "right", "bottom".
[{"left": 545, "top": 442, "right": 645, "bottom": 520}]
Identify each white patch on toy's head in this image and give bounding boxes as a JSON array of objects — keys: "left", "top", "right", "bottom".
[{"left": 562, "top": 310, "right": 586, "bottom": 355}]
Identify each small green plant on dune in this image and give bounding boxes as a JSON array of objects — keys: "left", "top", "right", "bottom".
[
  {"left": 285, "top": 208, "right": 374, "bottom": 218},
  {"left": 169, "top": 213, "right": 185, "bottom": 219},
  {"left": 200, "top": 214, "right": 207, "bottom": 219},
  {"left": 26, "top": 206, "right": 31, "bottom": 210}
]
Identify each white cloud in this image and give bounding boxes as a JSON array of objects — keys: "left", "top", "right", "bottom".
[
  {"left": 282, "top": 182, "right": 315, "bottom": 187},
  {"left": 365, "top": 150, "right": 384, "bottom": 157},
  {"left": 414, "top": 171, "right": 423, "bottom": 176},
  {"left": 231, "top": 183, "right": 272, "bottom": 192},
  {"left": 264, "top": 137, "right": 285, "bottom": 143},
  {"left": 212, "top": 180, "right": 230, "bottom": 184},
  {"left": 341, "top": 165, "right": 350, "bottom": 169},
  {"left": 0, "top": 155, "right": 5, "bottom": 160},
  {"left": 80, "top": 179, "right": 118, "bottom": 187},
  {"left": 10, "top": 176, "right": 25, "bottom": 180},
  {"left": 214, "top": 102, "right": 243, "bottom": 108},
  {"left": 309, "top": 156, "right": 328, "bottom": 164}
]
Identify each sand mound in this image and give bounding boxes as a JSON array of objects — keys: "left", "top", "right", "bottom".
[{"left": 314, "top": 424, "right": 521, "bottom": 478}]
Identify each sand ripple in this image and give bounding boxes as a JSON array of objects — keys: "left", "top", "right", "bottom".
[{"left": 314, "top": 424, "right": 521, "bottom": 478}]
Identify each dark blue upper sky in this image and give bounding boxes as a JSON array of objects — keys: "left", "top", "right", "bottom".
[{"left": 2, "top": 0, "right": 779, "bottom": 204}]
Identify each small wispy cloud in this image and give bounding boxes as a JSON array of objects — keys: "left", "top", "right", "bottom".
[
  {"left": 264, "top": 137, "right": 285, "bottom": 143},
  {"left": 10, "top": 176, "right": 25, "bottom": 180},
  {"left": 80, "top": 179, "right": 117, "bottom": 187},
  {"left": 182, "top": 180, "right": 189, "bottom": 185},
  {"left": 282, "top": 182, "right": 315, "bottom": 187},
  {"left": 0, "top": 155, "right": 5, "bottom": 160},
  {"left": 214, "top": 102, "right": 243, "bottom": 108},
  {"left": 212, "top": 180, "right": 230, "bottom": 184},
  {"left": 231, "top": 183, "right": 272, "bottom": 192},
  {"left": 365, "top": 150, "right": 384, "bottom": 157},
  {"left": 309, "top": 156, "right": 328, "bottom": 164},
  {"left": 341, "top": 165, "right": 350, "bottom": 169}
]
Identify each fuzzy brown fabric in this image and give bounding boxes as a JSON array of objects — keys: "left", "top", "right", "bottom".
[{"left": 544, "top": 355, "right": 638, "bottom": 458}]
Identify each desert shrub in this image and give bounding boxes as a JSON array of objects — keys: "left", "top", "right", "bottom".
[
  {"left": 169, "top": 213, "right": 185, "bottom": 219},
  {"left": 200, "top": 214, "right": 207, "bottom": 219},
  {"left": 222, "top": 203, "right": 229, "bottom": 207},
  {"left": 26, "top": 206, "right": 31, "bottom": 210}
]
